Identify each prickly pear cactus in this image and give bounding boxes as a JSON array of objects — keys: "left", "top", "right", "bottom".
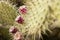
[
  {"left": 0, "top": 1, "right": 18, "bottom": 25},
  {"left": 14, "top": 0, "right": 60, "bottom": 40}
]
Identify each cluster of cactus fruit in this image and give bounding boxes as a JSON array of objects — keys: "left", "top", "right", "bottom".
[
  {"left": 0, "top": 0, "right": 60, "bottom": 40},
  {"left": 9, "top": 26, "right": 23, "bottom": 40}
]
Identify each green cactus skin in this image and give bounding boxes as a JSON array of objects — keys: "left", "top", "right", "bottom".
[
  {"left": 0, "top": 1, "right": 18, "bottom": 26},
  {"left": 15, "top": 0, "right": 60, "bottom": 40},
  {"left": 0, "top": 27, "right": 12, "bottom": 40}
]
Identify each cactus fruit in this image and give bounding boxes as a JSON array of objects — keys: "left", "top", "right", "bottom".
[
  {"left": 0, "top": 1, "right": 18, "bottom": 26},
  {"left": 15, "top": 15, "right": 24, "bottom": 24},
  {"left": 18, "top": 5, "right": 27, "bottom": 14},
  {"left": 9, "top": 26, "right": 18, "bottom": 34},
  {"left": 13, "top": 32, "right": 23, "bottom": 40},
  {"left": 14, "top": 0, "right": 60, "bottom": 40}
]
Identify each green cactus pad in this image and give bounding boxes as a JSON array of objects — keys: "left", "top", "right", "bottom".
[
  {"left": 0, "top": 1, "right": 18, "bottom": 25},
  {"left": 0, "top": 27, "right": 12, "bottom": 40},
  {"left": 15, "top": 0, "right": 60, "bottom": 40}
]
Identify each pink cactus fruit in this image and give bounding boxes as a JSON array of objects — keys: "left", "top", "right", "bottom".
[
  {"left": 18, "top": 5, "right": 27, "bottom": 14},
  {"left": 15, "top": 15, "right": 24, "bottom": 24},
  {"left": 9, "top": 26, "right": 18, "bottom": 34},
  {"left": 14, "top": 32, "right": 23, "bottom": 40}
]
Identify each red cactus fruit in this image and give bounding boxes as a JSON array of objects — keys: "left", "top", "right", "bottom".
[
  {"left": 15, "top": 15, "right": 24, "bottom": 24},
  {"left": 18, "top": 5, "right": 27, "bottom": 14},
  {"left": 9, "top": 26, "right": 18, "bottom": 34}
]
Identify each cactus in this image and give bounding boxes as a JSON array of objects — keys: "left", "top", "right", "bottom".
[
  {"left": 14, "top": 0, "right": 60, "bottom": 40},
  {"left": 0, "top": 1, "right": 18, "bottom": 26},
  {"left": 0, "top": 0, "right": 60, "bottom": 40}
]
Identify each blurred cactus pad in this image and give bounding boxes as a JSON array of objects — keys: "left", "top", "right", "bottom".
[
  {"left": 0, "top": 27, "right": 12, "bottom": 40},
  {"left": 0, "top": 1, "right": 18, "bottom": 25},
  {"left": 2, "top": 0, "right": 23, "bottom": 7}
]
